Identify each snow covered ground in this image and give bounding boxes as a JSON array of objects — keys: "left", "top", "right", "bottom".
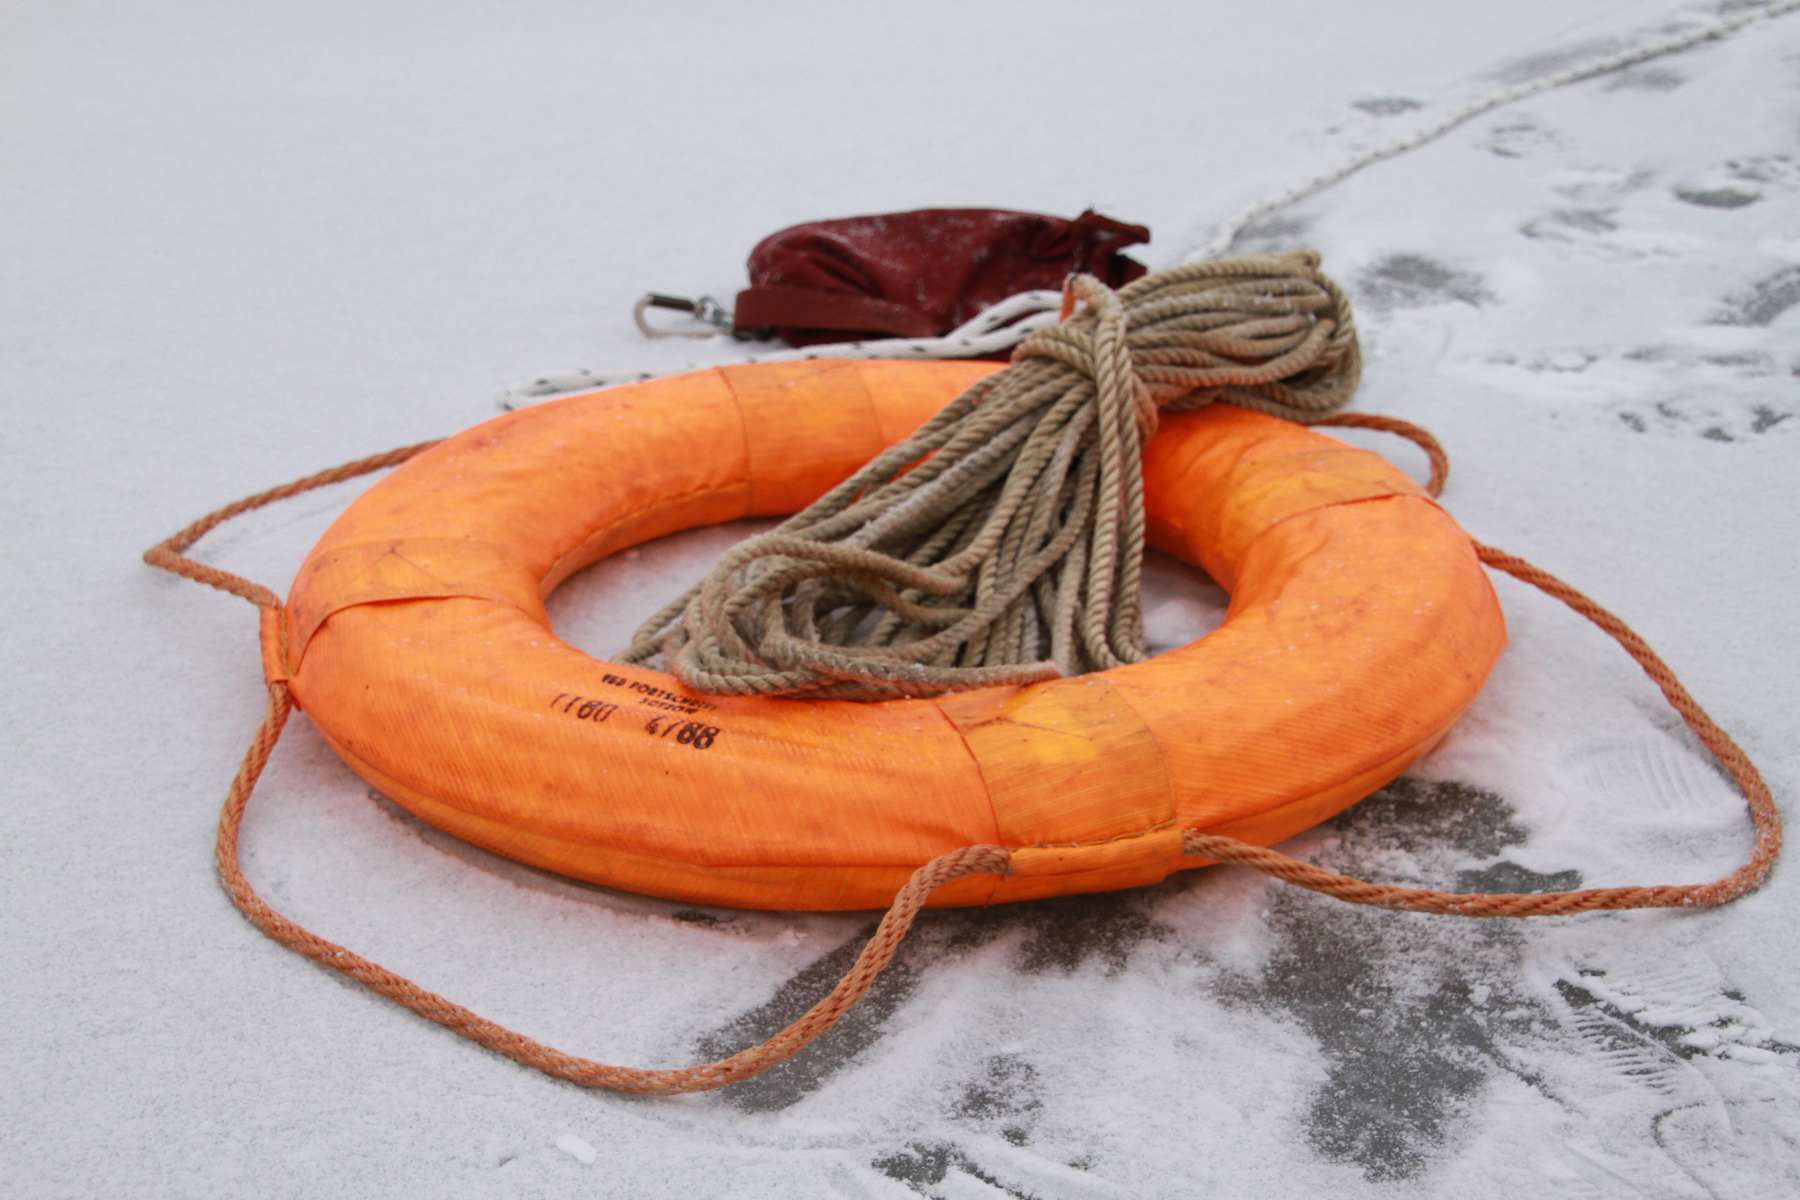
[{"left": 4, "top": 2, "right": 1798, "bottom": 1196}]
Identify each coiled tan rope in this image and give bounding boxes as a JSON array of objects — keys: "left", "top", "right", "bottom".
[{"left": 623, "top": 252, "right": 1360, "bottom": 699}]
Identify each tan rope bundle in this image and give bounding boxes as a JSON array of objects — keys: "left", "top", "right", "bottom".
[{"left": 622, "top": 251, "right": 1360, "bottom": 699}]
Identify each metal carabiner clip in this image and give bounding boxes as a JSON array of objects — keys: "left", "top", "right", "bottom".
[{"left": 632, "top": 293, "right": 734, "bottom": 339}]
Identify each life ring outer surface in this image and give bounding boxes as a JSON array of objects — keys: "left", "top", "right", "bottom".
[{"left": 276, "top": 359, "right": 1506, "bottom": 911}]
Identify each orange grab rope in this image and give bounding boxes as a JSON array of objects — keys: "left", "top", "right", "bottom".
[{"left": 146, "top": 361, "right": 1780, "bottom": 1092}]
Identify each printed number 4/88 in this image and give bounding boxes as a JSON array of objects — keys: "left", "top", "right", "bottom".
[{"left": 646, "top": 714, "right": 719, "bottom": 749}]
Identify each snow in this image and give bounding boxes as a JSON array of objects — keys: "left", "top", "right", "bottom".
[
  {"left": 555, "top": 1133, "right": 598, "bottom": 1166},
  {"left": 4, "top": 2, "right": 1798, "bottom": 1196}
]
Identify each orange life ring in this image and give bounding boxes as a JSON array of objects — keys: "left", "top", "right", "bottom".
[{"left": 274, "top": 358, "right": 1506, "bottom": 912}]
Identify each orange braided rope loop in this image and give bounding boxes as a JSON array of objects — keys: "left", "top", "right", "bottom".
[
  {"left": 147, "top": 423, "right": 1780, "bottom": 1091},
  {"left": 1185, "top": 539, "right": 1782, "bottom": 914},
  {"left": 147, "top": 440, "right": 1014, "bottom": 1093},
  {"left": 215, "top": 682, "right": 1008, "bottom": 1094},
  {"left": 142, "top": 441, "right": 443, "bottom": 607},
  {"left": 1316, "top": 412, "right": 1449, "bottom": 498},
  {"left": 1195, "top": 417, "right": 1780, "bottom": 915}
]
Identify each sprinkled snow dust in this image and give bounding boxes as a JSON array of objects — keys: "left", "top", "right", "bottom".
[{"left": 6, "top": 3, "right": 1798, "bottom": 1198}]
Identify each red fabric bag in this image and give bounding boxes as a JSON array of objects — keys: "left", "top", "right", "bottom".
[{"left": 733, "top": 208, "right": 1150, "bottom": 347}]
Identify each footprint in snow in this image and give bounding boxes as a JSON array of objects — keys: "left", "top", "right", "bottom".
[
  {"left": 870, "top": 1139, "right": 1111, "bottom": 1200},
  {"left": 1356, "top": 253, "right": 1492, "bottom": 312},
  {"left": 1487, "top": 348, "right": 1601, "bottom": 373},
  {"left": 1604, "top": 64, "right": 1686, "bottom": 92},
  {"left": 1539, "top": 341, "right": 1797, "bottom": 441},
  {"left": 1612, "top": 397, "right": 1793, "bottom": 442},
  {"left": 1482, "top": 118, "right": 1558, "bottom": 159},
  {"left": 1575, "top": 733, "right": 1738, "bottom": 815},
  {"left": 1490, "top": 36, "right": 1628, "bottom": 86},
  {"left": 1547, "top": 955, "right": 1800, "bottom": 1195},
  {"left": 1674, "top": 155, "right": 1799, "bottom": 210},
  {"left": 1225, "top": 212, "right": 1314, "bottom": 256},
  {"left": 1352, "top": 96, "right": 1424, "bottom": 117},
  {"left": 1516, "top": 200, "right": 1701, "bottom": 261},
  {"left": 1546, "top": 164, "right": 1655, "bottom": 202},
  {"left": 1710, "top": 263, "right": 1800, "bottom": 327}
]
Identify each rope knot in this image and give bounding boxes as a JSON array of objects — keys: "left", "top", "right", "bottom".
[{"left": 1020, "top": 274, "right": 1160, "bottom": 442}]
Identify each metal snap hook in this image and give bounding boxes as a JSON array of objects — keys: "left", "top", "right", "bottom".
[{"left": 633, "top": 293, "right": 734, "bottom": 339}]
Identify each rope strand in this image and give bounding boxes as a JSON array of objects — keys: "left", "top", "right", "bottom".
[
  {"left": 213, "top": 684, "right": 1010, "bottom": 1095},
  {"left": 1183, "top": 541, "right": 1781, "bottom": 915},
  {"left": 142, "top": 441, "right": 441, "bottom": 607},
  {"left": 143, "top": 403, "right": 1780, "bottom": 1093}
]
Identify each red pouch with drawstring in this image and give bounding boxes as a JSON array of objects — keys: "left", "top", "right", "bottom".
[{"left": 733, "top": 208, "right": 1150, "bottom": 347}]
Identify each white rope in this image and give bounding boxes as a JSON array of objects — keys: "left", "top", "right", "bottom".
[
  {"left": 498, "top": 0, "right": 1800, "bottom": 410},
  {"left": 498, "top": 292, "right": 1062, "bottom": 408}
]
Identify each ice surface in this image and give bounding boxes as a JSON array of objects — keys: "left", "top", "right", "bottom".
[{"left": 4, "top": 2, "right": 1798, "bottom": 1197}]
